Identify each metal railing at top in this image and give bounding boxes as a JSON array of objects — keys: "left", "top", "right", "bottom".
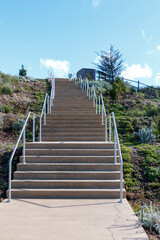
[
  {"left": 8, "top": 75, "right": 55, "bottom": 202},
  {"left": 74, "top": 78, "right": 123, "bottom": 203}
]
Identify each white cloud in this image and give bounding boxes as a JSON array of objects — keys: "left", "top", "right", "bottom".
[
  {"left": 122, "top": 64, "right": 152, "bottom": 80},
  {"left": 157, "top": 45, "right": 160, "bottom": 51},
  {"left": 141, "top": 29, "right": 152, "bottom": 41},
  {"left": 40, "top": 58, "right": 70, "bottom": 78},
  {"left": 92, "top": 0, "right": 101, "bottom": 7}
]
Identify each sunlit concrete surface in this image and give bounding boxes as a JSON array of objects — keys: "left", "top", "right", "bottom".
[{"left": 0, "top": 198, "right": 148, "bottom": 240}]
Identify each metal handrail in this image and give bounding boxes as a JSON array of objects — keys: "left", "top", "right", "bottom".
[
  {"left": 112, "top": 112, "right": 123, "bottom": 203},
  {"left": 8, "top": 75, "right": 55, "bottom": 202},
  {"left": 74, "top": 77, "right": 123, "bottom": 202},
  {"left": 8, "top": 111, "right": 39, "bottom": 202}
]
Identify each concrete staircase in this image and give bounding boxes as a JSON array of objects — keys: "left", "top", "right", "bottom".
[{"left": 8, "top": 78, "right": 126, "bottom": 199}]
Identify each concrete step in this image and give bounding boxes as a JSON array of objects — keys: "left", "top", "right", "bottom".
[
  {"left": 17, "top": 163, "right": 120, "bottom": 171},
  {"left": 42, "top": 124, "right": 103, "bottom": 128},
  {"left": 14, "top": 170, "right": 121, "bottom": 180},
  {"left": 25, "top": 142, "right": 115, "bottom": 149},
  {"left": 20, "top": 155, "right": 119, "bottom": 163},
  {"left": 45, "top": 120, "right": 102, "bottom": 124},
  {"left": 55, "top": 96, "right": 88, "bottom": 99},
  {"left": 41, "top": 132, "right": 104, "bottom": 136},
  {"left": 25, "top": 149, "right": 118, "bottom": 156},
  {"left": 52, "top": 102, "right": 92, "bottom": 105},
  {"left": 46, "top": 113, "right": 100, "bottom": 117},
  {"left": 8, "top": 188, "right": 126, "bottom": 199},
  {"left": 45, "top": 118, "right": 102, "bottom": 122},
  {"left": 11, "top": 179, "right": 124, "bottom": 189},
  {"left": 40, "top": 136, "right": 106, "bottom": 141},
  {"left": 52, "top": 103, "right": 94, "bottom": 107},
  {"left": 51, "top": 110, "right": 96, "bottom": 113},
  {"left": 42, "top": 128, "right": 104, "bottom": 133},
  {"left": 51, "top": 106, "right": 94, "bottom": 109}
]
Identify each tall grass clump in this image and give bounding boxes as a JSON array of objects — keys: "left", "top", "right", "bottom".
[{"left": 2, "top": 84, "right": 13, "bottom": 95}]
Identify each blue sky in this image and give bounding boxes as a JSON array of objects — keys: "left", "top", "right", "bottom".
[{"left": 0, "top": 0, "right": 160, "bottom": 86}]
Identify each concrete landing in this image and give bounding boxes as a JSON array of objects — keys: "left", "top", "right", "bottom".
[{"left": 0, "top": 199, "right": 148, "bottom": 240}]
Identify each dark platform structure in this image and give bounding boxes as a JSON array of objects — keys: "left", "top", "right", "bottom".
[{"left": 77, "top": 68, "right": 96, "bottom": 80}]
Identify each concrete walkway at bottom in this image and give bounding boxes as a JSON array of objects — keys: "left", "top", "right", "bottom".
[{"left": 0, "top": 199, "right": 148, "bottom": 240}]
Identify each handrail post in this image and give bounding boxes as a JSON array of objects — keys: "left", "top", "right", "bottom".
[
  {"left": 44, "top": 105, "right": 46, "bottom": 125},
  {"left": 105, "top": 117, "right": 107, "bottom": 142},
  {"left": 23, "top": 128, "right": 26, "bottom": 164},
  {"left": 102, "top": 104, "right": 104, "bottom": 125},
  {"left": 87, "top": 84, "right": 89, "bottom": 96},
  {"left": 114, "top": 126, "right": 117, "bottom": 164},
  {"left": 111, "top": 112, "right": 123, "bottom": 203},
  {"left": 120, "top": 160, "right": 123, "bottom": 203},
  {"left": 33, "top": 114, "right": 35, "bottom": 142},
  {"left": 39, "top": 117, "right": 42, "bottom": 142},
  {"left": 47, "top": 96, "right": 49, "bottom": 113},
  {"left": 50, "top": 96, "right": 51, "bottom": 114},
  {"left": 96, "top": 98, "right": 97, "bottom": 114},
  {"left": 89, "top": 88, "right": 90, "bottom": 100},
  {"left": 8, "top": 163, "right": 11, "bottom": 202},
  {"left": 109, "top": 114, "right": 111, "bottom": 142},
  {"left": 99, "top": 95, "right": 100, "bottom": 114}
]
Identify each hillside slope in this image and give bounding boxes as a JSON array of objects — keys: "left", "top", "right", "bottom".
[{"left": 0, "top": 72, "right": 49, "bottom": 200}]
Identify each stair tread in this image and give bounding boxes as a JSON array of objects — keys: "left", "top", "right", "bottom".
[
  {"left": 26, "top": 149, "right": 117, "bottom": 151},
  {"left": 23, "top": 155, "right": 119, "bottom": 157},
  {"left": 15, "top": 170, "right": 120, "bottom": 173},
  {"left": 12, "top": 179, "right": 122, "bottom": 182},
  {"left": 18, "top": 163, "right": 120, "bottom": 166},
  {"left": 11, "top": 188, "right": 125, "bottom": 191}
]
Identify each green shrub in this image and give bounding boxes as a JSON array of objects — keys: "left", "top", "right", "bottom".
[
  {"left": 147, "top": 167, "right": 160, "bottom": 182},
  {"left": 141, "top": 87, "right": 159, "bottom": 99},
  {"left": 123, "top": 162, "right": 133, "bottom": 175},
  {"left": 130, "top": 87, "right": 137, "bottom": 93},
  {"left": 109, "top": 78, "right": 126, "bottom": 100},
  {"left": 144, "top": 103, "right": 158, "bottom": 117},
  {"left": 152, "top": 115, "right": 160, "bottom": 136},
  {"left": 88, "top": 80, "right": 112, "bottom": 95},
  {"left": 135, "top": 127, "right": 157, "bottom": 143},
  {"left": 2, "top": 76, "right": 11, "bottom": 84},
  {"left": 137, "top": 144, "right": 159, "bottom": 159},
  {"left": 117, "top": 119, "right": 134, "bottom": 134},
  {"left": 0, "top": 104, "right": 11, "bottom": 113},
  {"left": 128, "top": 109, "right": 146, "bottom": 117},
  {"left": 34, "top": 91, "right": 45, "bottom": 103},
  {"left": 2, "top": 84, "right": 13, "bottom": 95},
  {"left": 13, "top": 118, "right": 25, "bottom": 130},
  {"left": 14, "top": 87, "right": 21, "bottom": 93}
]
